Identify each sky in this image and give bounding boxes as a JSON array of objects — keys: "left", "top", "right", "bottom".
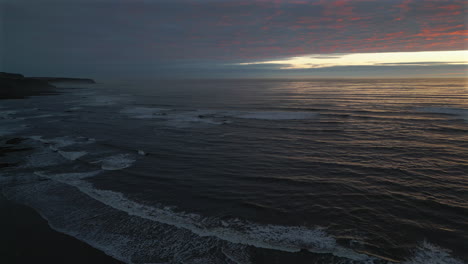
[{"left": 0, "top": 0, "right": 467, "bottom": 78}]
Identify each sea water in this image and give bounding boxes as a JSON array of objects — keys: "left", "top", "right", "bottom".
[{"left": 0, "top": 79, "right": 467, "bottom": 263}]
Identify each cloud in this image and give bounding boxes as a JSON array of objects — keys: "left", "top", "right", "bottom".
[
  {"left": 1, "top": 0, "right": 466, "bottom": 77},
  {"left": 238, "top": 50, "right": 468, "bottom": 69}
]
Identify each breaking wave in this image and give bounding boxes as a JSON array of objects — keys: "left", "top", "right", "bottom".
[{"left": 402, "top": 241, "right": 464, "bottom": 264}]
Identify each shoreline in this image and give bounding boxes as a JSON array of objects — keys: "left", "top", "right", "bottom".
[
  {"left": 0, "top": 73, "right": 119, "bottom": 263},
  {"left": 0, "top": 193, "right": 123, "bottom": 264}
]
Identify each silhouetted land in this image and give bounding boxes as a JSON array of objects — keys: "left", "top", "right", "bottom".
[
  {"left": 0, "top": 72, "right": 95, "bottom": 99},
  {"left": 0, "top": 73, "right": 117, "bottom": 264}
]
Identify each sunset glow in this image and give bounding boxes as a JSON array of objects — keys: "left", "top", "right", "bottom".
[{"left": 238, "top": 50, "right": 468, "bottom": 69}]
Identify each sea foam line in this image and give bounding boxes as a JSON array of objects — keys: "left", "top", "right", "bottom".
[{"left": 35, "top": 170, "right": 371, "bottom": 262}]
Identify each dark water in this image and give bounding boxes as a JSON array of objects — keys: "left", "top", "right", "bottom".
[{"left": 1, "top": 79, "right": 467, "bottom": 264}]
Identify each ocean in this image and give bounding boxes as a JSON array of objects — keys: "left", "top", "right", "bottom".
[{"left": 1, "top": 78, "right": 467, "bottom": 263}]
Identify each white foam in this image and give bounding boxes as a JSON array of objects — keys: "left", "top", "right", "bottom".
[
  {"left": 233, "top": 111, "right": 318, "bottom": 120},
  {"left": 402, "top": 241, "right": 464, "bottom": 264},
  {"left": 24, "top": 136, "right": 94, "bottom": 166},
  {"left": 22, "top": 147, "right": 67, "bottom": 168},
  {"left": 121, "top": 107, "right": 169, "bottom": 119},
  {"left": 1, "top": 170, "right": 252, "bottom": 264},
  {"left": 58, "top": 150, "right": 88, "bottom": 161},
  {"left": 39, "top": 172, "right": 369, "bottom": 261},
  {"left": 94, "top": 154, "right": 136, "bottom": 170},
  {"left": 11, "top": 170, "right": 465, "bottom": 264}
]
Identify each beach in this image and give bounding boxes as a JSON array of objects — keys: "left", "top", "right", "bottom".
[{"left": 0, "top": 74, "right": 121, "bottom": 264}]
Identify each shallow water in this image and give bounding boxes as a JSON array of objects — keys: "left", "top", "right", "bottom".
[{"left": 1, "top": 79, "right": 467, "bottom": 264}]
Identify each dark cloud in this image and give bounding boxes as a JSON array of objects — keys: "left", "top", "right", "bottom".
[{"left": 0, "top": 0, "right": 466, "bottom": 77}]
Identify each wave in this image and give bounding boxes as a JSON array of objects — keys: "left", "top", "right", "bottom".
[
  {"left": 165, "top": 110, "right": 229, "bottom": 127},
  {"left": 0, "top": 110, "right": 18, "bottom": 119},
  {"left": 418, "top": 107, "right": 468, "bottom": 121},
  {"left": 1, "top": 173, "right": 252, "bottom": 264},
  {"left": 79, "top": 94, "right": 133, "bottom": 107},
  {"left": 29, "top": 169, "right": 371, "bottom": 262},
  {"left": 121, "top": 106, "right": 169, "bottom": 119},
  {"left": 1, "top": 139, "right": 465, "bottom": 263},
  {"left": 21, "top": 114, "right": 70, "bottom": 120},
  {"left": 66, "top": 106, "right": 83, "bottom": 112},
  {"left": 6, "top": 168, "right": 465, "bottom": 264},
  {"left": 58, "top": 150, "right": 88, "bottom": 161},
  {"left": 29, "top": 135, "right": 95, "bottom": 151},
  {"left": 232, "top": 111, "right": 318, "bottom": 120},
  {"left": 119, "top": 107, "right": 318, "bottom": 128},
  {"left": 27, "top": 136, "right": 135, "bottom": 171},
  {"left": 0, "top": 124, "right": 24, "bottom": 136},
  {"left": 402, "top": 241, "right": 464, "bottom": 264},
  {"left": 92, "top": 153, "right": 136, "bottom": 170},
  {"left": 2, "top": 135, "right": 370, "bottom": 262}
]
